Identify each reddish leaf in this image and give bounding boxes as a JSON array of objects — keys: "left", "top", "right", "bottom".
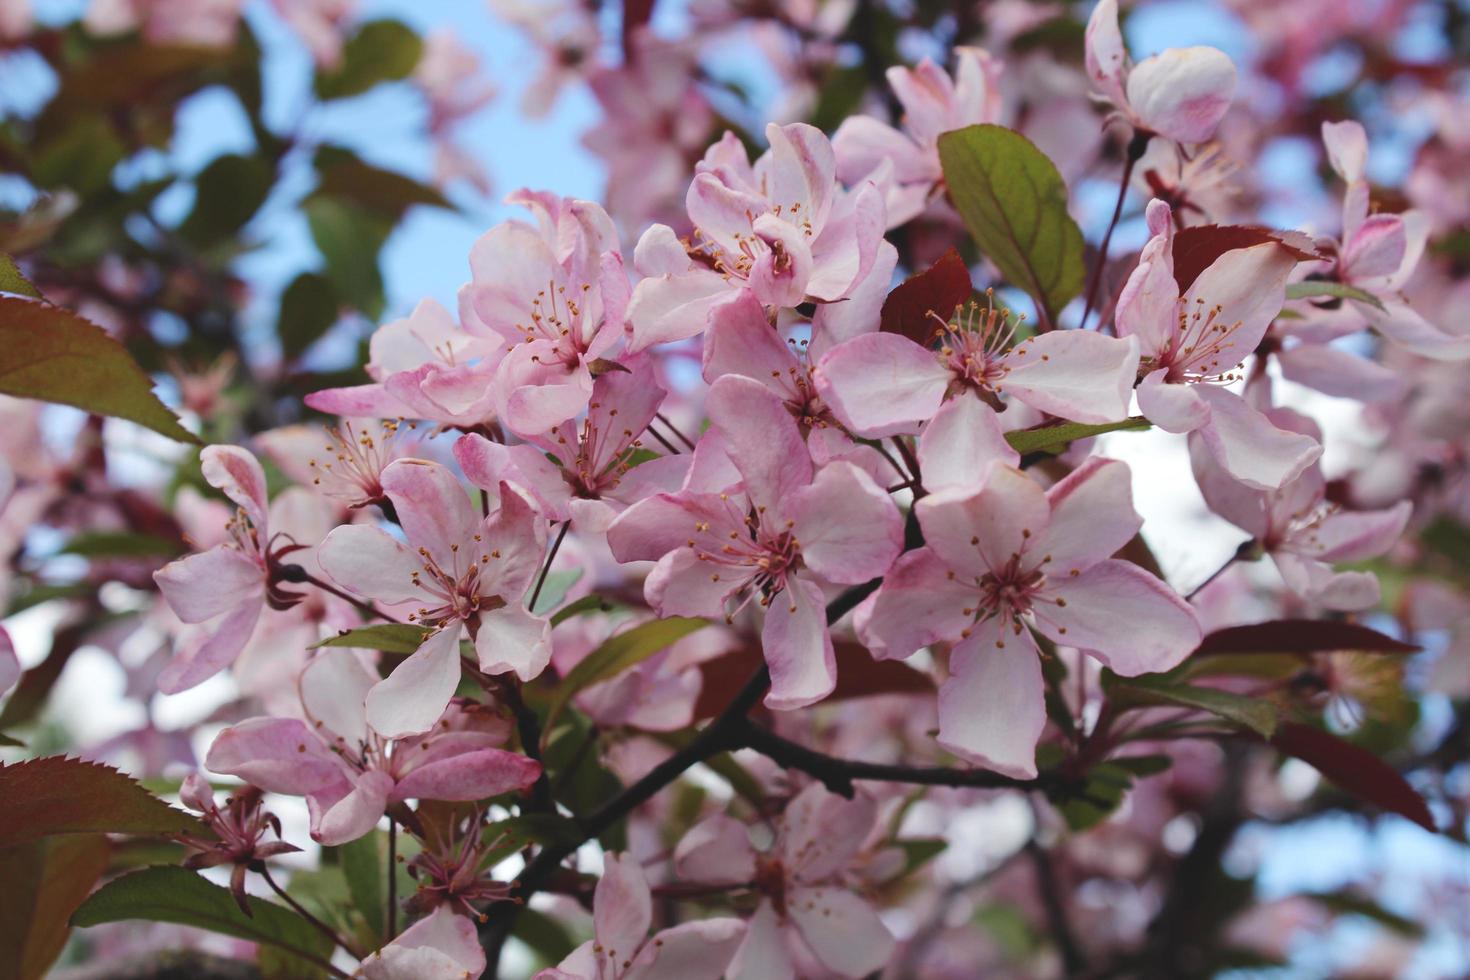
[
  {"left": 1270, "top": 722, "right": 1435, "bottom": 831},
  {"left": 0, "top": 834, "right": 110, "bottom": 980},
  {"left": 1171, "top": 225, "right": 1321, "bottom": 293},
  {"left": 693, "top": 642, "right": 932, "bottom": 720},
  {"left": 880, "top": 248, "right": 973, "bottom": 345},
  {"left": 0, "top": 757, "right": 205, "bottom": 848},
  {"left": 622, "top": 0, "right": 657, "bottom": 60},
  {"left": 1194, "top": 620, "right": 1418, "bottom": 657}
]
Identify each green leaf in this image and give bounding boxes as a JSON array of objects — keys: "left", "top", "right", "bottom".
[
  {"left": 0, "top": 255, "right": 41, "bottom": 299},
  {"left": 1006, "top": 417, "right": 1150, "bottom": 457},
  {"left": 550, "top": 593, "right": 614, "bottom": 627},
  {"left": 315, "top": 20, "right": 424, "bottom": 100},
  {"left": 543, "top": 617, "right": 708, "bottom": 734},
  {"left": 313, "top": 624, "right": 433, "bottom": 655},
  {"left": 72, "top": 866, "right": 333, "bottom": 967},
  {"left": 513, "top": 906, "right": 577, "bottom": 966},
  {"left": 1, "top": 834, "right": 111, "bottom": 980},
  {"left": 1305, "top": 889, "right": 1424, "bottom": 937},
  {"left": 1285, "top": 280, "right": 1385, "bottom": 312},
  {"left": 314, "top": 152, "right": 452, "bottom": 217},
  {"left": 0, "top": 296, "right": 197, "bottom": 444},
  {"left": 937, "top": 124, "right": 1086, "bottom": 325},
  {"left": 339, "top": 833, "right": 387, "bottom": 943},
  {"left": 896, "top": 838, "right": 947, "bottom": 877},
  {"left": 529, "top": 568, "right": 584, "bottom": 616},
  {"left": 305, "top": 196, "right": 390, "bottom": 320},
  {"left": 32, "top": 116, "right": 125, "bottom": 194},
  {"left": 1110, "top": 675, "right": 1278, "bottom": 737},
  {"left": 278, "top": 272, "right": 340, "bottom": 362},
  {"left": 1057, "top": 762, "right": 1132, "bottom": 831},
  {"left": 0, "top": 757, "right": 205, "bottom": 848},
  {"left": 61, "top": 531, "right": 179, "bottom": 558},
  {"left": 179, "top": 153, "right": 273, "bottom": 246}
]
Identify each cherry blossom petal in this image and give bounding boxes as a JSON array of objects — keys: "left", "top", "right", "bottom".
[
  {"left": 474, "top": 604, "right": 552, "bottom": 682},
  {"left": 632, "top": 223, "right": 691, "bottom": 278},
  {"left": 304, "top": 381, "right": 414, "bottom": 419},
  {"left": 806, "top": 180, "right": 884, "bottom": 302},
  {"left": 156, "top": 598, "right": 264, "bottom": 694},
  {"left": 1322, "top": 120, "right": 1367, "bottom": 185},
  {"left": 1360, "top": 299, "right": 1470, "bottom": 361},
  {"left": 624, "top": 919, "right": 747, "bottom": 980},
  {"left": 205, "top": 717, "right": 347, "bottom": 796},
  {"left": 815, "top": 332, "right": 951, "bottom": 437},
  {"left": 762, "top": 573, "right": 837, "bottom": 710},
  {"left": 1126, "top": 46, "right": 1236, "bottom": 144},
  {"left": 788, "top": 885, "right": 896, "bottom": 979},
  {"left": 312, "top": 769, "right": 395, "bottom": 845},
  {"left": 1136, "top": 369, "right": 1210, "bottom": 434},
  {"left": 916, "top": 393, "right": 1018, "bottom": 492},
  {"left": 1340, "top": 214, "right": 1407, "bottom": 283},
  {"left": 937, "top": 622, "right": 1045, "bottom": 779},
  {"left": 624, "top": 268, "right": 734, "bottom": 352},
  {"left": 201, "top": 445, "right": 269, "bottom": 531},
  {"left": 477, "top": 482, "right": 547, "bottom": 599},
  {"left": 381, "top": 459, "right": 483, "bottom": 573},
  {"left": 153, "top": 546, "right": 263, "bottom": 624},
  {"left": 359, "top": 906, "right": 486, "bottom": 980},
  {"left": 781, "top": 783, "right": 876, "bottom": 882},
  {"left": 1273, "top": 553, "right": 1381, "bottom": 611},
  {"left": 300, "top": 652, "right": 375, "bottom": 746},
  {"left": 1033, "top": 559, "right": 1201, "bottom": 676},
  {"left": 646, "top": 547, "right": 738, "bottom": 619},
  {"left": 674, "top": 814, "right": 758, "bottom": 885},
  {"left": 456, "top": 434, "right": 573, "bottom": 521},
  {"left": 1002, "top": 330, "right": 1140, "bottom": 423},
  {"left": 365, "top": 626, "right": 465, "bottom": 739},
  {"left": 1036, "top": 457, "right": 1143, "bottom": 575},
  {"left": 707, "top": 374, "right": 813, "bottom": 507},
  {"left": 1179, "top": 242, "right": 1297, "bottom": 376},
  {"left": 1083, "top": 0, "right": 1128, "bottom": 108},
  {"left": 810, "top": 240, "right": 897, "bottom": 358},
  {"left": 594, "top": 853, "right": 654, "bottom": 966},
  {"left": 862, "top": 548, "right": 977, "bottom": 660},
  {"left": 1275, "top": 343, "right": 1403, "bottom": 402},
  {"left": 1188, "top": 434, "right": 1271, "bottom": 538},
  {"left": 787, "top": 461, "right": 903, "bottom": 585},
  {"left": 917, "top": 467, "right": 1050, "bottom": 579},
  {"left": 1301, "top": 501, "right": 1412, "bottom": 563},
  {"left": 702, "top": 290, "right": 796, "bottom": 386},
  {"left": 0, "top": 627, "right": 17, "bottom": 698},
  {"left": 727, "top": 901, "right": 797, "bottom": 980},
  {"left": 1193, "top": 385, "right": 1321, "bottom": 490},
  {"left": 390, "top": 747, "right": 542, "bottom": 803},
  {"left": 317, "top": 524, "right": 427, "bottom": 605}
]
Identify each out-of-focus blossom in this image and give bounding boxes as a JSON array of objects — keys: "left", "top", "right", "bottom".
[
  {"left": 1084, "top": 0, "right": 1236, "bottom": 143},
  {"left": 176, "top": 773, "right": 300, "bottom": 914},
  {"left": 833, "top": 49, "right": 1004, "bottom": 227},
  {"left": 357, "top": 905, "right": 487, "bottom": 979},
  {"left": 675, "top": 783, "right": 894, "bottom": 980},
  {"left": 273, "top": 0, "right": 357, "bottom": 69}
]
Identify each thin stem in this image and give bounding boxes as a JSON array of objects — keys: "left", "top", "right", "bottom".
[
  {"left": 500, "top": 678, "right": 553, "bottom": 811},
  {"left": 654, "top": 411, "right": 697, "bottom": 451},
  {"left": 259, "top": 866, "right": 353, "bottom": 975},
  {"left": 1186, "top": 538, "right": 1259, "bottom": 600},
  {"left": 890, "top": 436, "right": 925, "bottom": 498},
  {"left": 480, "top": 487, "right": 490, "bottom": 518},
  {"left": 1026, "top": 837, "right": 1085, "bottom": 976},
  {"left": 645, "top": 423, "right": 683, "bottom": 455},
  {"left": 528, "top": 521, "right": 571, "bottom": 614},
  {"left": 387, "top": 818, "right": 398, "bottom": 940},
  {"left": 1080, "top": 131, "right": 1149, "bottom": 330},
  {"left": 295, "top": 570, "right": 401, "bottom": 624}
]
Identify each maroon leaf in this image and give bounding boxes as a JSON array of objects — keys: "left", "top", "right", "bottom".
[
  {"left": 622, "top": 0, "right": 657, "bottom": 61},
  {"left": 693, "top": 643, "right": 933, "bottom": 720},
  {"left": 0, "top": 757, "right": 205, "bottom": 848},
  {"left": 1270, "top": 722, "right": 1435, "bottom": 831},
  {"left": 1171, "top": 225, "right": 1321, "bottom": 293},
  {"left": 0, "top": 834, "right": 110, "bottom": 980},
  {"left": 880, "top": 248, "right": 973, "bottom": 346},
  {"left": 1194, "top": 620, "right": 1418, "bottom": 657}
]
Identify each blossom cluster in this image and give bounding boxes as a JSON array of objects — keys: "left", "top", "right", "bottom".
[{"left": 2, "top": 0, "right": 1467, "bottom": 977}]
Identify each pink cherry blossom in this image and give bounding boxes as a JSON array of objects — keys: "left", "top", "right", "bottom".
[
  {"left": 272, "top": 0, "right": 356, "bottom": 69},
  {"left": 1191, "top": 407, "right": 1412, "bottom": 610},
  {"left": 817, "top": 297, "right": 1140, "bottom": 438},
  {"left": 624, "top": 123, "right": 886, "bottom": 351},
  {"left": 674, "top": 783, "right": 895, "bottom": 980},
  {"left": 1084, "top": 0, "right": 1237, "bottom": 144},
  {"left": 176, "top": 774, "right": 299, "bottom": 914},
  {"left": 317, "top": 458, "right": 549, "bottom": 737},
  {"left": 454, "top": 358, "right": 681, "bottom": 533},
  {"left": 607, "top": 375, "right": 903, "bottom": 709},
  {"left": 1115, "top": 199, "right": 1322, "bottom": 489},
  {"left": 152, "top": 446, "right": 300, "bottom": 694},
  {"left": 1317, "top": 120, "right": 1470, "bottom": 361},
  {"left": 537, "top": 852, "right": 745, "bottom": 980},
  {"left": 357, "top": 905, "right": 487, "bottom": 980},
  {"left": 206, "top": 653, "right": 540, "bottom": 845},
  {"left": 257, "top": 420, "right": 412, "bottom": 510},
  {"left": 833, "top": 48, "right": 1005, "bottom": 227},
  {"left": 306, "top": 298, "right": 504, "bottom": 431},
  {"left": 459, "top": 192, "right": 628, "bottom": 436},
  {"left": 863, "top": 457, "right": 1201, "bottom": 776}
]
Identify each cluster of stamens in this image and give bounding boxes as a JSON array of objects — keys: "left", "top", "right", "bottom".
[
  {"left": 688, "top": 497, "right": 802, "bottom": 622},
  {"left": 1150, "top": 297, "right": 1248, "bottom": 384},
  {"left": 515, "top": 278, "right": 595, "bottom": 364},
  {"left": 929, "top": 293, "right": 1028, "bottom": 395},
  {"left": 405, "top": 538, "right": 506, "bottom": 625},
  {"left": 307, "top": 419, "right": 406, "bottom": 506},
  {"left": 551, "top": 399, "right": 641, "bottom": 497},
  {"left": 684, "top": 198, "right": 814, "bottom": 282},
  {"left": 949, "top": 541, "right": 1071, "bottom": 647}
]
